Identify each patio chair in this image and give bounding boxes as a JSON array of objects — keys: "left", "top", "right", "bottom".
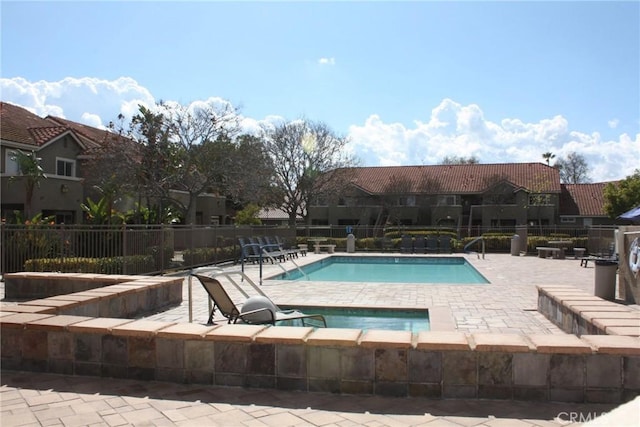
[
  {"left": 253, "top": 237, "right": 286, "bottom": 262},
  {"left": 239, "top": 237, "right": 262, "bottom": 261},
  {"left": 272, "top": 236, "right": 300, "bottom": 259},
  {"left": 414, "top": 236, "right": 426, "bottom": 254},
  {"left": 401, "top": 235, "right": 413, "bottom": 253},
  {"left": 425, "top": 236, "right": 438, "bottom": 253},
  {"left": 193, "top": 274, "right": 326, "bottom": 327},
  {"left": 439, "top": 235, "right": 452, "bottom": 253}
]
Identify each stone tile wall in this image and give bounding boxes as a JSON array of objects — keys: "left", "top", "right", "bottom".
[
  {"left": 1, "top": 273, "right": 639, "bottom": 404},
  {"left": 1, "top": 313, "right": 639, "bottom": 404},
  {"left": 537, "top": 285, "right": 640, "bottom": 337}
]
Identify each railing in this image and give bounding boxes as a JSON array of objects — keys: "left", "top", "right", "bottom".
[
  {"left": 463, "top": 236, "right": 485, "bottom": 259},
  {"left": 0, "top": 224, "right": 296, "bottom": 276},
  {"left": 0, "top": 223, "right": 615, "bottom": 276}
]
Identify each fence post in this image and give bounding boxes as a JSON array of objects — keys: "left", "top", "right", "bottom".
[
  {"left": 160, "top": 225, "right": 165, "bottom": 275},
  {"left": 122, "top": 224, "right": 127, "bottom": 275}
]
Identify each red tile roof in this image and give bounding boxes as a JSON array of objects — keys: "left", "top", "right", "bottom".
[
  {"left": 0, "top": 102, "right": 69, "bottom": 146},
  {"left": 1, "top": 101, "right": 127, "bottom": 152},
  {"left": 46, "top": 116, "right": 119, "bottom": 148},
  {"left": 344, "top": 163, "right": 561, "bottom": 195},
  {"left": 560, "top": 183, "right": 612, "bottom": 216}
]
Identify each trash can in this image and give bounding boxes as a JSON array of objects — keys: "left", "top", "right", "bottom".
[
  {"left": 594, "top": 259, "right": 618, "bottom": 300},
  {"left": 346, "top": 234, "right": 356, "bottom": 253},
  {"left": 510, "top": 235, "right": 520, "bottom": 256}
]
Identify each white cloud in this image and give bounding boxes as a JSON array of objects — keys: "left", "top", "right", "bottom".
[
  {"left": 318, "top": 57, "right": 336, "bottom": 66},
  {"left": 348, "top": 98, "right": 639, "bottom": 182},
  {"left": 0, "top": 76, "right": 155, "bottom": 127},
  {"left": 608, "top": 118, "right": 619, "bottom": 129},
  {"left": 1, "top": 77, "right": 636, "bottom": 182}
]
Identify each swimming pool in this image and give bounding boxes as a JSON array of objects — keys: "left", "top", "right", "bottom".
[
  {"left": 272, "top": 256, "right": 489, "bottom": 284},
  {"left": 278, "top": 305, "right": 430, "bottom": 332}
]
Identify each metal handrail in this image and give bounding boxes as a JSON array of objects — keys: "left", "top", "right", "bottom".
[{"left": 464, "top": 236, "right": 485, "bottom": 259}]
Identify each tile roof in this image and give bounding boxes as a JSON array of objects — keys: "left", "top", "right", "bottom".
[
  {"left": 1, "top": 101, "right": 128, "bottom": 152},
  {"left": 46, "top": 116, "right": 119, "bottom": 149},
  {"left": 0, "top": 102, "right": 69, "bottom": 146},
  {"left": 560, "top": 183, "right": 612, "bottom": 216},
  {"left": 344, "top": 163, "right": 561, "bottom": 195}
]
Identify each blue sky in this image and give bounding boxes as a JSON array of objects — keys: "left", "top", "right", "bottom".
[{"left": 1, "top": 1, "right": 639, "bottom": 182}]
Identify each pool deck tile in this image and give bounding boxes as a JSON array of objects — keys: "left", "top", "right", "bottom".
[
  {"left": 527, "top": 334, "right": 593, "bottom": 354},
  {"left": 471, "top": 332, "right": 532, "bottom": 352},
  {"left": 415, "top": 331, "right": 471, "bottom": 350},
  {"left": 66, "top": 317, "right": 134, "bottom": 334},
  {"left": 156, "top": 322, "right": 219, "bottom": 339},
  {"left": 359, "top": 329, "right": 413, "bottom": 348},
  {"left": 254, "top": 325, "right": 314, "bottom": 344},
  {"left": 306, "top": 327, "right": 362, "bottom": 346},
  {"left": 204, "top": 323, "right": 268, "bottom": 342},
  {"left": 23, "top": 314, "right": 93, "bottom": 331},
  {"left": 111, "top": 319, "right": 177, "bottom": 337},
  {"left": 580, "top": 335, "right": 640, "bottom": 355}
]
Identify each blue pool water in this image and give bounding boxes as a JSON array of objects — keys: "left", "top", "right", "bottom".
[
  {"left": 279, "top": 306, "right": 430, "bottom": 332},
  {"left": 273, "top": 256, "right": 488, "bottom": 284}
]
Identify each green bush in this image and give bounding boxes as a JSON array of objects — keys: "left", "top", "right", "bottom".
[
  {"left": 182, "top": 246, "right": 240, "bottom": 266},
  {"left": 147, "top": 245, "right": 175, "bottom": 270},
  {"left": 24, "top": 255, "right": 155, "bottom": 274}
]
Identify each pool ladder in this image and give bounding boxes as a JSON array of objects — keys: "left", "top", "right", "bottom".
[{"left": 464, "top": 236, "right": 485, "bottom": 259}]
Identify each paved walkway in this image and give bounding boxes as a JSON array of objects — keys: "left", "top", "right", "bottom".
[
  {"left": 2, "top": 253, "right": 636, "bottom": 426},
  {"left": 0, "top": 370, "right": 622, "bottom": 426},
  {"left": 148, "top": 253, "right": 602, "bottom": 333}
]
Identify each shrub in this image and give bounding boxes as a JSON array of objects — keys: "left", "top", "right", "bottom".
[{"left": 24, "top": 255, "right": 155, "bottom": 274}]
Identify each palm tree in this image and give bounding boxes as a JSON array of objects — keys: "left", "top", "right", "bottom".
[
  {"left": 542, "top": 152, "right": 555, "bottom": 166},
  {"left": 9, "top": 149, "right": 47, "bottom": 217}
]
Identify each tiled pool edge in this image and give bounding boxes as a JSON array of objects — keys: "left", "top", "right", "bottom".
[{"left": 1, "top": 273, "right": 639, "bottom": 404}]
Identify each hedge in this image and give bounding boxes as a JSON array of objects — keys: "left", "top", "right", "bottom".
[{"left": 24, "top": 255, "right": 155, "bottom": 275}]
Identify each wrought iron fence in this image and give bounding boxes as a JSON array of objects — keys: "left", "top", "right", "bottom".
[
  {"left": 0, "top": 223, "right": 617, "bottom": 276},
  {"left": 0, "top": 224, "right": 295, "bottom": 276}
]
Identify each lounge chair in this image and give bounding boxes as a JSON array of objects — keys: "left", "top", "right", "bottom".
[
  {"left": 414, "top": 236, "right": 426, "bottom": 254},
  {"left": 253, "top": 237, "right": 286, "bottom": 262},
  {"left": 238, "top": 237, "right": 262, "bottom": 264},
  {"left": 425, "top": 236, "right": 438, "bottom": 253},
  {"left": 439, "top": 236, "right": 452, "bottom": 253},
  {"left": 272, "top": 236, "right": 300, "bottom": 259},
  {"left": 400, "top": 235, "right": 413, "bottom": 253},
  {"left": 193, "top": 274, "right": 326, "bottom": 327}
]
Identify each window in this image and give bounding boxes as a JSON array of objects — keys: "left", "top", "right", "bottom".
[
  {"left": 529, "top": 194, "right": 551, "bottom": 205},
  {"left": 4, "top": 151, "right": 19, "bottom": 175},
  {"left": 560, "top": 217, "right": 576, "bottom": 223},
  {"left": 437, "top": 195, "right": 458, "bottom": 206},
  {"left": 56, "top": 158, "right": 75, "bottom": 177},
  {"left": 314, "top": 196, "right": 327, "bottom": 206},
  {"left": 398, "top": 196, "right": 416, "bottom": 206}
]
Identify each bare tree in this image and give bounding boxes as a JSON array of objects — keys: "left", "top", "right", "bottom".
[
  {"left": 261, "top": 119, "right": 358, "bottom": 227},
  {"left": 555, "top": 152, "right": 591, "bottom": 184},
  {"left": 439, "top": 155, "right": 479, "bottom": 165},
  {"left": 482, "top": 173, "right": 513, "bottom": 227},
  {"left": 380, "top": 174, "right": 414, "bottom": 226}
]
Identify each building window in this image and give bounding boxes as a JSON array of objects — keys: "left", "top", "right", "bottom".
[
  {"left": 437, "top": 195, "right": 458, "bottom": 206},
  {"left": 561, "top": 217, "right": 576, "bottom": 223},
  {"left": 529, "top": 194, "right": 551, "bottom": 205},
  {"left": 314, "top": 196, "right": 327, "bottom": 206},
  {"left": 398, "top": 196, "right": 416, "bottom": 206},
  {"left": 56, "top": 158, "right": 75, "bottom": 177},
  {"left": 4, "top": 151, "right": 20, "bottom": 175}
]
